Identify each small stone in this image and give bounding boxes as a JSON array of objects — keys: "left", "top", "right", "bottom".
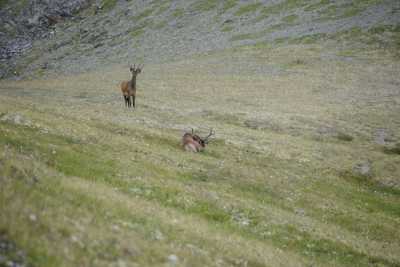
[
  {"left": 152, "top": 230, "right": 164, "bottom": 241},
  {"left": 353, "top": 160, "right": 373, "bottom": 177},
  {"left": 167, "top": 254, "right": 178, "bottom": 265},
  {"left": 216, "top": 259, "right": 225, "bottom": 266},
  {"left": 111, "top": 225, "right": 120, "bottom": 232},
  {"left": 117, "top": 259, "right": 127, "bottom": 267},
  {"left": 71, "top": 235, "right": 79, "bottom": 243},
  {"left": 295, "top": 208, "right": 306, "bottom": 216},
  {"left": 29, "top": 214, "right": 37, "bottom": 222},
  {"left": 239, "top": 218, "right": 250, "bottom": 226},
  {"left": 374, "top": 129, "right": 394, "bottom": 145}
]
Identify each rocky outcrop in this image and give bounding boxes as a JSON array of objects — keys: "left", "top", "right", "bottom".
[{"left": 0, "top": 0, "right": 92, "bottom": 77}]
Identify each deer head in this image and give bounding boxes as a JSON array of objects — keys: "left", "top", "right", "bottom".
[{"left": 130, "top": 64, "right": 143, "bottom": 76}]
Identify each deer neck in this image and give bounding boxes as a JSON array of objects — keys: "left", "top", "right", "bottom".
[{"left": 130, "top": 75, "right": 136, "bottom": 89}]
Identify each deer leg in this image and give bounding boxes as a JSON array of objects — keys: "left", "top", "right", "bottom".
[
  {"left": 126, "top": 96, "right": 130, "bottom": 107},
  {"left": 132, "top": 95, "right": 135, "bottom": 108},
  {"left": 124, "top": 95, "right": 128, "bottom": 107}
]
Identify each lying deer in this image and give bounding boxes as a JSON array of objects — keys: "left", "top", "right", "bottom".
[
  {"left": 120, "top": 64, "right": 143, "bottom": 108},
  {"left": 182, "top": 128, "right": 215, "bottom": 152}
]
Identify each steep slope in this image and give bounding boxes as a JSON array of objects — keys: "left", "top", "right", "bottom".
[{"left": 1, "top": 0, "right": 399, "bottom": 78}]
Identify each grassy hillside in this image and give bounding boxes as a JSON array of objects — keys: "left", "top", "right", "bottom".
[
  {"left": 1, "top": 0, "right": 400, "bottom": 267},
  {"left": 2, "top": 0, "right": 399, "bottom": 78}
]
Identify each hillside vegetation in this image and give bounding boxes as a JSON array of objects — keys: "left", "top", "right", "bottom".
[{"left": 1, "top": 0, "right": 400, "bottom": 267}]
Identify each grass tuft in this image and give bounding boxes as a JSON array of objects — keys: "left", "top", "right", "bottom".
[
  {"left": 336, "top": 132, "right": 354, "bottom": 142},
  {"left": 382, "top": 143, "right": 400, "bottom": 155},
  {"left": 101, "top": 0, "right": 117, "bottom": 11},
  {"left": 0, "top": 0, "right": 9, "bottom": 8},
  {"left": 172, "top": 8, "right": 184, "bottom": 18},
  {"left": 235, "top": 3, "right": 262, "bottom": 16},
  {"left": 221, "top": 0, "right": 238, "bottom": 13},
  {"left": 134, "top": 8, "right": 154, "bottom": 21},
  {"left": 190, "top": 0, "right": 218, "bottom": 12}
]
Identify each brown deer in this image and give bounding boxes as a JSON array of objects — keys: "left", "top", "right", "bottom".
[
  {"left": 120, "top": 64, "right": 143, "bottom": 108},
  {"left": 182, "top": 128, "right": 215, "bottom": 152}
]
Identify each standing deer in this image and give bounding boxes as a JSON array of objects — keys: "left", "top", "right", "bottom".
[
  {"left": 182, "top": 128, "right": 215, "bottom": 152},
  {"left": 120, "top": 64, "right": 143, "bottom": 108}
]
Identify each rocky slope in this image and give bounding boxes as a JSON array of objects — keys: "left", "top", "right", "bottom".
[
  {"left": 0, "top": 0, "right": 90, "bottom": 58},
  {"left": 1, "top": 0, "right": 399, "bottom": 78}
]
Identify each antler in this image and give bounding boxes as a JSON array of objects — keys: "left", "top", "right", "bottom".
[
  {"left": 130, "top": 64, "right": 144, "bottom": 71},
  {"left": 203, "top": 128, "right": 215, "bottom": 143}
]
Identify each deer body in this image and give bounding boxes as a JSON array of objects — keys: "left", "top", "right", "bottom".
[
  {"left": 120, "top": 65, "right": 142, "bottom": 108},
  {"left": 182, "top": 133, "right": 205, "bottom": 152},
  {"left": 182, "top": 129, "right": 214, "bottom": 152}
]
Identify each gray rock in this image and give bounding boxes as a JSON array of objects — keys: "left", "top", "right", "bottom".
[
  {"left": 167, "top": 254, "right": 179, "bottom": 265},
  {"left": 0, "top": 113, "right": 32, "bottom": 127},
  {"left": 0, "top": 234, "right": 28, "bottom": 267},
  {"left": 374, "top": 129, "right": 395, "bottom": 145},
  {"left": 353, "top": 160, "right": 373, "bottom": 178},
  {"left": 0, "top": 0, "right": 91, "bottom": 62},
  {"left": 28, "top": 214, "right": 37, "bottom": 222},
  {"left": 151, "top": 229, "right": 164, "bottom": 241}
]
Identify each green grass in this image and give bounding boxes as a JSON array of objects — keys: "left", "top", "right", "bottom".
[
  {"left": 261, "top": 0, "right": 308, "bottom": 15},
  {"left": 315, "top": 0, "right": 385, "bottom": 22},
  {"left": 221, "top": 25, "right": 234, "bottom": 32},
  {"left": 383, "top": 143, "right": 400, "bottom": 155},
  {"left": 151, "top": 20, "right": 167, "bottom": 30},
  {"left": 190, "top": 0, "right": 218, "bottom": 12},
  {"left": 101, "top": 0, "right": 117, "bottom": 11},
  {"left": 133, "top": 8, "right": 154, "bottom": 21},
  {"left": 0, "top": 0, "right": 9, "bottom": 8},
  {"left": 319, "top": 5, "right": 337, "bottom": 19},
  {"left": 154, "top": 2, "right": 170, "bottom": 15},
  {"left": 0, "top": 122, "right": 116, "bottom": 181},
  {"left": 336, "top": 132, "right": 354, "bottom": 142},
  {"left": 0, "top": 0, "right": 28, "bottom": 15},
  {"left": 235, "top": 3, "right": 262, "bottom": 16},
  {"left": 130, "top": 27, "right": 145, "bottom": 38},
  {"left": 280, "top": 25, "right": 399, "bottom": 51},
  {"left": 340, "top": 0, "right": 383, "bottom": 18},
  {"left": 281, "top": 14, "right": 298, "bottom": 24},
  {"left": 231, "top": 32, "right": 262, "bottom": 41},
  {"left": 287, "top": 33, "right": 328, "bottom": 44},
  {"left": 252, "top": 0, "right": 308, "bottom": 22},
  {"left": 230, "top": 23, "right": 293, "bottom": 42},
  {"left": 221, "top": 0, "right": 238, "bottom": 13},
  {"left": 342, "top": 6, "right": 362, "bottom": 18},
  {"left": 172, "top": 7, "right": 184, "bottom": 18},
  {"left": 304, "top": 0, "right": 331, "bottom": 12}
]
